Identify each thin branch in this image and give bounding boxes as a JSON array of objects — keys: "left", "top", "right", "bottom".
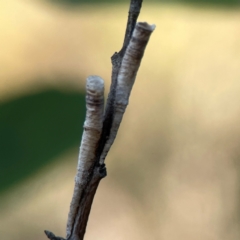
[
  {"left": 95, "top": 0, "right": 143, "bottom": 162},
  {"left": 66, "top": 76, "right": 105, "bottom": 239},
  {"left": 44, "top": 230, "right": 66, "bottom": 240},
  {"left": 44, "top": 1, "right": 155, "bottom": 239},
  {"left": 99, "top": 22, "right": 155, "bottom": 164},
  {"left": 120, "top": 0, "right": 143, "bottom": 57},
  {"left": 69, "top": 164, "right": 106, "bottom": 240}
]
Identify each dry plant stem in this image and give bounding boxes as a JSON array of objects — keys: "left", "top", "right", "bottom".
[
  {"left": 96, "top": 0, "right": 143, "bottom": 159},
  {"left": 70, "top": 165, "right": 106, "bottom": 240},
  {"left": 44, "top": 231, "right": 66, "bottom": 240},
  {"left": 100, "top": 22, "right": 156, "bottom": 164},
  {"left": 66, "top": 76, "right": 105, "bottom": 239},
  {"left": 66, "top": 22, "right": 155, "bottom": 240},
  {"left": 120, "top": 0, "right": 143, "bottom": 56},
  {"left": 44, "top": 1, "right": 157, "bottom": 240}
]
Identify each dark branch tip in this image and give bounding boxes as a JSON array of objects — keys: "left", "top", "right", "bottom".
[{"left": 44, "top": 230, "right": 66, "bottom": 240}]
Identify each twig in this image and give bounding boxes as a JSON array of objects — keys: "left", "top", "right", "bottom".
[
  {"left": 96, "top": 0, "right": 143, "bottom": 162},
  {"left": 66, "top": 76, "right": 105, "bottom": 239},
  {"left": 44, "top": 1, "right": 155, "bottom": 239},
  {"left": 99, "top": 22, "right": 155, "bottom": 164},
  {"left": 44, "top": 230, "right": 66, "bottom": 240}
]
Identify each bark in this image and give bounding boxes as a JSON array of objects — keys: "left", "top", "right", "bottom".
[
  {"left": 66, "top": 76, "right": 105, "bottom": 239},
  {"left": 99, "top": 22, "right": 155, "bottom": 164},
  {"left": 44, "top": 1, "right": 155, "bottom": 240}
]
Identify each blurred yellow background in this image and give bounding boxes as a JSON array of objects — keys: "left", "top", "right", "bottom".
[{"left": 1, "top": 0, "right": 240, "bottom": 240}]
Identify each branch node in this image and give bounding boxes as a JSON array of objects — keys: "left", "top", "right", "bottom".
[
  {"left": 111, "top": 52, "right": 121, "bottom": 67},
  {"left": 97, "top": 163, "right": 107, "bottom": 178}
]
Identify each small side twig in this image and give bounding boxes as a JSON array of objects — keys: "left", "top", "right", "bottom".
[
  {"left": 44, "top": 230, "right": 66, "bottom": 240},
  {"left": 45, "top": 1, "right": 155, "bottom": 240}
]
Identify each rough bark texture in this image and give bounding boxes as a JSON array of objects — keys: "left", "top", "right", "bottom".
[
  {"left": 45, "top": 1, "right": 156, "bottom": 240},
  {"left": 99, "top": 22, "right": 155, "bottom": 164},
  {"left": 95, "top": 0, "right": 143, "bottom": 163},
  {"left": 66, "top": 76, "right": 104, "bottom": 239}
]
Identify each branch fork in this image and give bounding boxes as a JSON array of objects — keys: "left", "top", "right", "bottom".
[{"left": 45, "top": 1, "right": 155, "bottom": 240}]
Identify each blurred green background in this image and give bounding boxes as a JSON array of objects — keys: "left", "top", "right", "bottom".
[
  {"left": 1, "top": 0, "right": 240, "bottom": 240},
  {"left": 0, "top": 88, "right": 85, "bottom": 193}
]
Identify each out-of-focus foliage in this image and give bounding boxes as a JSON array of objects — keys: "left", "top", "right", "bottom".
[
  {"left": 0, "top": 88, "right": 85, "bottom": 193},
  {"left": 1, "top": 1, "right": 240, "bottom": 240},
  {"left": 47, "top": 0, "right": 240, "bottom": 7}
]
